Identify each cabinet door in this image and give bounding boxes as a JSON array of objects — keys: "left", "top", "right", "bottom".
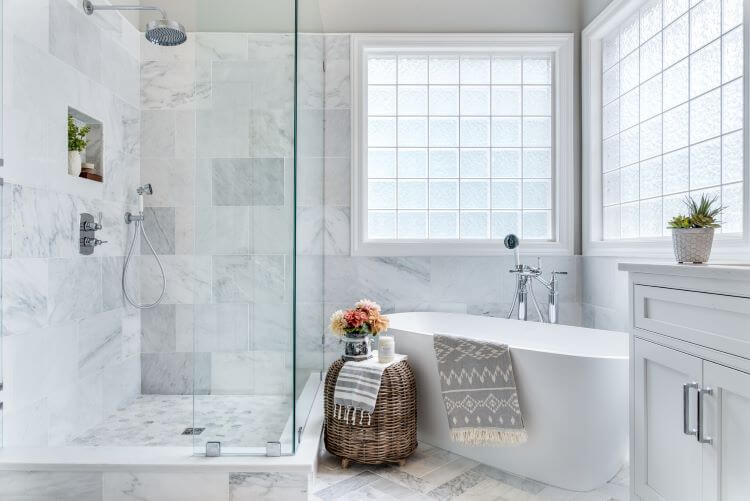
[
  {"left": 701, "top": 362, "right": 750, "bottom": 501},
  {"left": 634, "top": 338, "right": 703, "bottom": 501}
]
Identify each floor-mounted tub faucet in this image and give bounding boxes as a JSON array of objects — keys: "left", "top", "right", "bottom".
[{"left": 504, "top": 234, "right": 567, "bottom": 324}]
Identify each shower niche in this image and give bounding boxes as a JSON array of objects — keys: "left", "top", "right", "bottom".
[{"left": 67, "top": 106, "right": 103, "bottom": 182}]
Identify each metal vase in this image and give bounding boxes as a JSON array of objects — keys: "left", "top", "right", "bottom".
[
  {"left": 671, "top": 227, "right": 715, "bottom": 264},
  {"left": 342, "top": 330, "right": 373, "bottom": 361}
]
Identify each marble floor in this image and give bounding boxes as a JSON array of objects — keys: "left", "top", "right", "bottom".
[
  {"left": 68, "top": 394, "right": 292, "bottom": 447},
  {"left": 312, "top": 442, "right": 629, "bottom": 501}
]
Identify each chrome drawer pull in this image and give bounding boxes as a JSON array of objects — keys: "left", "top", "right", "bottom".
[
  {"left": 683, "top": 382, "right": 698, "bottom": 436},
  {"left": 697, "top": 387, "right": 713, "bottom": 444}
]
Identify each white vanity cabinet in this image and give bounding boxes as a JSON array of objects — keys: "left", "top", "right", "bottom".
[{"left": 621, "top": 264, "right": 750, "bottom": 501}]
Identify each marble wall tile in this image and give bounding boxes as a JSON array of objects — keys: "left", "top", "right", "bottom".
[
  {"left": 297, "top": 156, "right": 325, "bottom": 207},
  {"left": 141, "top": 157, "right": 194, "bottom": 208},
  {"left": 253, "top": 302, "right": 293, "bottom": 352},
  {"left": 12, "top": 185, "right": 77, "bottom": 258},
  {"left": 196, "top": 33, "right": 249, "bottom": 62},
  {"left": 297, "top": 206, "right": 324, "bottom": 255},
  {"left": 139, "top": 255, "right": 211, "bottom": 305},
  {"left": 121, "top": 310, "right": 141, "bottom": 359},
  {"left": 298, "top": 34, "right": 325, "bottom": 111},
  {"left": 194, "top": 303, "right": 250, "bottom": 352},
  {"left": 196, "top": 109, "right": 250, "bottom": 158},
  {"left": 2, "top": 183, "right": 13, "bottom": 258},
  {"left": 430, "top": 257, "right": 504, "bottom": 304},
  {"left": 324, "top": 206, "right": 350, "bottom": 256},
  {"left": 0, "top": 471, "right": 103, "bottom": 501},
  {"left": 142, "top": 207, "right": 176, "bottom": 255},
  {"left": 324, "top": 109, "right": 352, "bottom": 158},
  {"left": 174, "top": 110, "right": 196, "bottom": 158},
  {"left": 324, "top": 34, "right": 352, "bottom": 110},
  {"left": 253, "top": 158, "right": 286, "bottom": 205},
  {"left": 324, "top": 157, "right": 351, "bottom": 207},
  {"left": 102, "top": 354, "right": 140, "bottom": 417},
  {"left": 103, "top": 472, "right": 229, "bottom": 501},
  {"left": 174, "top": 206, "right": 195, "bottom": 255},
  {"left": 101, "top": 33, "right": 140, "bottom": 107},
  {"left": 297, "top": 109, "right": 325, "bottom": 157},
  {"left": 141, "top": 352, "right": 211, "bottom": 395},
  {"left": 250, "top": 110, "right": 294, "bottom": 158},
  {"left": 252, "top": 349, "right": 291, "bottom": 395},
  {"left": 141, "top": 59, "right": 205, "bottom": 110},
  {"left": 48, "top": 257, "right": 103, "bottom": 324},
  {"left": 229, "top": 472, "right": 308, "bottom": 501},
  {"left": 212, "top": 255, "right": 254, "bottom": 303},
  {"left": 253, "top": 206, "right": 292, "bottom": 253},
  {"left": 102, "top": 257, "right": 126, "bottom": 312},
  {"left": 253, "top": 255, "right": 287, "bottom": 304},
  {"left": 141, "top": 304, "right": 177, "bottom": 353},
  {"left": 213, "top": 158, "right": 253, "bottom": 206},
  {"left": 48, "top": 371, "right": 104, "bottom": 445},
  {"left": 78, "top": 309, "right": 124, "bottom": 377},
  {"left": 210, "top": 352, "right": 253, "bottom": 394},
  {"left": 1, "top": 398, "right": 50, "bottom": 447},
  {"left": 195, "top": 206, "right": 251, "bottom": 255},
  {"left": 2, "top": 257, "right": 49, "bottom": 336},
  {"left": 140, "top": 110, "right": 175, "bottom": 158},
  {"left": 49, "top": 0, "right": 101, "bottom": 82}
]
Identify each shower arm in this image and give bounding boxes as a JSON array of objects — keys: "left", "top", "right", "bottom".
[{"left": 82, "top": 1, "right": 168, "bottom": 20}]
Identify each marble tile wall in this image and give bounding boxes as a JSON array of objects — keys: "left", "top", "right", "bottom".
[{"left": 0, "top": 0, "right": 142, "bottom": 446}]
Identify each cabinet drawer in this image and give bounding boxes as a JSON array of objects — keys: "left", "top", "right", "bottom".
[{"left": 634, "top": 285, "right": 750, "bottom": 359}]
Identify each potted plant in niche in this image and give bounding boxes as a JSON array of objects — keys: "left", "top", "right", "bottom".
[
  {"left": 68, "top": 114, "right": 91, "bottom": 177},
  {"left": 329, "top": 299, "right": 389, "bottom": 361},
  {"left": 668, "top": 194, "right": 725, "bottom": 264}
]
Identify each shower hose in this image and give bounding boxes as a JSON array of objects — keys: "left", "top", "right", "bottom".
[{"left": 122, "top": 218, "right": 166, "bottom": 309}]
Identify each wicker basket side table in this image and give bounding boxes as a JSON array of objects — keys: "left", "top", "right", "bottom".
[{"left": 324, "top": 358, "right": 417, "bottom": 468}]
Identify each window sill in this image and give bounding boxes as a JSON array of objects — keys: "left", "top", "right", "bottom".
[
  {"left": 584, "top": 235, "right": 750, "bottom": 259},
  {"left": 351, "top": 239, "right": 574, "bottom": 256}
]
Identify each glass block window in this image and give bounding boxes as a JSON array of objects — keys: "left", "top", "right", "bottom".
[
  {"left": 365, "top": 54, "right": 555, "bottom": 240},
  {"left": 601, "top": 0, "right": 744, "bottom": 240}
]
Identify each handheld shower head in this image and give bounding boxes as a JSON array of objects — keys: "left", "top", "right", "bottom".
[
  {"left": 504, "top": 233, "right": 521, "bottom": 268},
  {"left": 137, "top": 184, "right": 153, "bottom": 196}
]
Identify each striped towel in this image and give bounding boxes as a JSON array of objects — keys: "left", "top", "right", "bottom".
[{"left": 333, "top": 353, "right": 407, "bottom": 425}]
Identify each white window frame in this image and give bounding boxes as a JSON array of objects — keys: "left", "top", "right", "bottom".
[
  {"left": 350, "top": 33, "right": 576, "bottom": 257},
  {"left": 582, "top": 0, "right": 750, "bottom": 258}
]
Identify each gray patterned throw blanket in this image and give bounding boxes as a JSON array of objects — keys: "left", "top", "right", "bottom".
[{"left": 433, "top": 334, "right": 527, "bottom": 446}]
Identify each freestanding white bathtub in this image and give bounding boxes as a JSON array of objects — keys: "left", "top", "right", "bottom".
[{"left": 388, "top": 312, "right": 628, "bottom": 492}]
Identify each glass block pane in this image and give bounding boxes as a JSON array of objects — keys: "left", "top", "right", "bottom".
[
  {"left": 722, "top": 182, "right": 743, "bottom": 233},
  {"left": 640, "top": 34, "right": 663, "bottom": 83},
  {"left": 524, "top": 148, "right": 552, "bottom": 178},
  {"left": 398, "top": 85, "right": 428, "bottom": 115},
  {"left": 723, "top": 27, "right": 743, "bottom": 83},
  {"left": 369, "top": 180, "right": 396, "bottom": 209},
  {"left": 621, "top": 202, "right": 640, "bottom": 238},
  {"left": 690, "top": 40, "right": 721, "bottom": 98},
  {"left": 604, "top": 205, "right": 621, "bottom": 239},
  {"left": 603, "top": 32, "right": 620, "bottom": 71},
  {"left": 603, "top": 136, "right": 620, "bottom": 173},
  {"left": 429, "top": 57, "right": 459, "bottom": 84},
  {"left": 368, "top": 57, "right": 397, "bottom": 84},
  {"left": 460, "top": 149, "right": 490, "bottom": 177},
  {"left": 523, "top": 180, "right": 551, "bottom": 209},
  {"left": 722, "top": 78, "right": 743, "bottom": 133},
  {"left": 461, "top": 57, "right": 491, "bottom": 84},
  {"left": 398, "top": 117, "right": 428, "bottom": 147},
  {"left": 491, "top": 117, "right": 521, "bottom": 147},
  {"left": 641, "top": 0, "right": 663, "bottom": 43},
  {"left": 522, "top": 211, "right": 551, "bottom": 239},
  {"left": 621, "top": 126, "right": 640, "bottom": 167},
  {"left": 368, "top": 85, "right": 397, "bottom": 115},
  {"left": 492, "top": 148, "right": 522, "bottom": 178},
  {"left": 690, "top": 88, "right": 721, "bottom": 144},
  {"left": 460, "top": 86, "right": 491, "bottom": 115},
  {"left": 604, "top": 170, "right": 621, "bottom": 205},
  {"left": 523, "top": 86, "right": 552, "bottom": 116},
  {"left": 621, "top": 14, "right": 640, "bottom": 58},
  {"left": 429, "top": 86, "right": 459, "bottom": 115},
  {"left": 723, "top": 0, "right": 743, "bottom": 32},
  {"left": 640, "top": 157, "right": 663, "bottom": 199},
  {"left": 664, "top": 0, "right": 689, "bottom": 24},
  {"left": 663, "top": 14, "right": 689, "bottom": 68},
  {"left": 491, "top": 180, "right": 521, "bottom": 209},
  {"left": 523, "top": 58, "right": 551, "bottom": 84},
  {"left": 368, "top": 117, "right": 396, "bottom": 146},
  {"left": 460, "top": 118, "right": 491, "bottom": 147},
  {"left": 368, "top": 148, "right": 397, "bottom": 178},
  {"left": 603, "top": 66, "right": 620, "bottom": 105},
  {"left": 398, "top": 148, "right": 428, "bottom": 178},
  {"left": 523, "top": 118, "right": 551, "bottom": 147},
  {"left": 429, "top": 180, "right": 459, "bottom": 209},
  {"left": 690, "top": 137, "right": 721, "bottom": 189},
  {"left": 620, "top": 88, "right": 640, "bottom": 131},
  {"left": 640, "top": 115, "right": 662, "bottom": 160},
  {"left": 368, "top": 211, "right": 396, "bottom": 239},
  {"left": 690, "top": 0, "right": 721, "bottom": 52},
  {"left": 398, "top": 180, "right": 428, "bottom": 209},
  {"left": 492, "top": 58, "right": 522, "bottom": 84},
  {"left": 492, "top": 86, "right": 522, "bottom": 116},
  {"left": 663, "top": 103, "right": 689, "bottom": 152},
  {"left": 491, "top": 211, "right": 521, "bottom": 239},
  {"left": 398, "top": 56, "right": 428, "bottom": 84},
  {"left": 662, "top": 147, "right": 690, "bottom": 194},
  {"left": 460, "top": 180, "right": 490, "bottom": 209},
  {"left": 429, "top": 117, "right": 459, "bottom": 147},
  {"left": 460, "top": 211, "right": 490, "bottom": 239},
  {"left": 663, "top": 193, "right": 687, "bottom": 229},
  {"left": 640, "top": 75, "right": 663, "bottom": 121},
  {"left": 621, "top": 164, "right": 640, "bottom": 202},
  {"left": 429, "top": 211, "right": 459, "bottom": 239},
  {"left": 663, "top": 58, "right": 689, "bottom": 110},
  {"left": 640, "top": 197, "right": 663, "bottom": 237},
  {"left": 429, "top": 148, "right": 459, "bottom": 178},
  {"left": 398, "top": 211, "right": 428, "bottom": 239},
  {"left": 722, "top": 130, "right": 743, "bottom": 184},
  {"left": 620, "top": 51, "right": 640, "bottom": 94},
  {"left": 603, "top": 100, "right": 620, "bottom": 139}
]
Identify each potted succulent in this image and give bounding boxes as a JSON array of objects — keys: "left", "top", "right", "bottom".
[
  {"left": 67, "top": 115, "right": 91, "bottom": 177},
  {"left": 329, "top": 299, "right": 389, "bottom": 361},
  {"left": 668, "top": 194, "right": 725, "bottom": 264}
]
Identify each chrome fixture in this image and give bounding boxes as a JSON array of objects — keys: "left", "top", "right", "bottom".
[
  {"left": 80, "top": 212, "right": 107, "bottom": 255},
  {"left": 82, "top": 1, "right": 187, "bottom": 46},
  {"left": 206, "top": 441, "right": 222, "bottom": 457},
  {"left": 504, "top": 234, "right": 567, "bottom": 324},
  {"left": 122, "top": 184, "right": 166, "bottom": 309}
]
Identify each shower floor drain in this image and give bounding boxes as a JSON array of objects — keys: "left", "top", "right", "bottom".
[{"left": 181, "top": 427, "right": 205, "bottom": 436}]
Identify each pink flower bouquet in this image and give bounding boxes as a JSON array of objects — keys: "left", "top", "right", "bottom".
[{"left": 329, "top": 299, "right": 389, "bottom": 337}]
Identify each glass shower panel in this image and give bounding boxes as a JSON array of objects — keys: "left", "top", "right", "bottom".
[
  {"left": 0, "top": 0, "right": 4, "bottom": 448},
  {"left": 191, "top": 0, "right": 297, "bottom": 455}
]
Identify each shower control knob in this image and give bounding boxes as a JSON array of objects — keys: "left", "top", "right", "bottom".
[{"left": 81, "top": 237, "right": 107, "bottom": 247}]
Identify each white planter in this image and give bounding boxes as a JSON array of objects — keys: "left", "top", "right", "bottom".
[
  {"left": 671, "top": 227, "right": 715, "bottom": 263},
  {"left": 68, "top": 150, "right": 82, "bottom": 176}
]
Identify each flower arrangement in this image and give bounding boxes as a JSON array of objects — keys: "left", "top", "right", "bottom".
[
  {"left": 667, "top": 194, "right": 724, "bottom": 229},
  {"left": 68, "top": 115, "right": 91, "bottom": 152},
  {"left": 330, "top": 299, "right": 389, "bottom": 337}
]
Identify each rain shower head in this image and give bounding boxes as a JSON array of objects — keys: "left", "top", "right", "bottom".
[{"left": 82, "top": 1, "right": 187, "bottom": 47}]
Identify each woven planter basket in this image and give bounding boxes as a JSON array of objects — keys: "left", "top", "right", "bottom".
[{"left": 324, "top": 358, "right": 417, "bottom": 468}]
